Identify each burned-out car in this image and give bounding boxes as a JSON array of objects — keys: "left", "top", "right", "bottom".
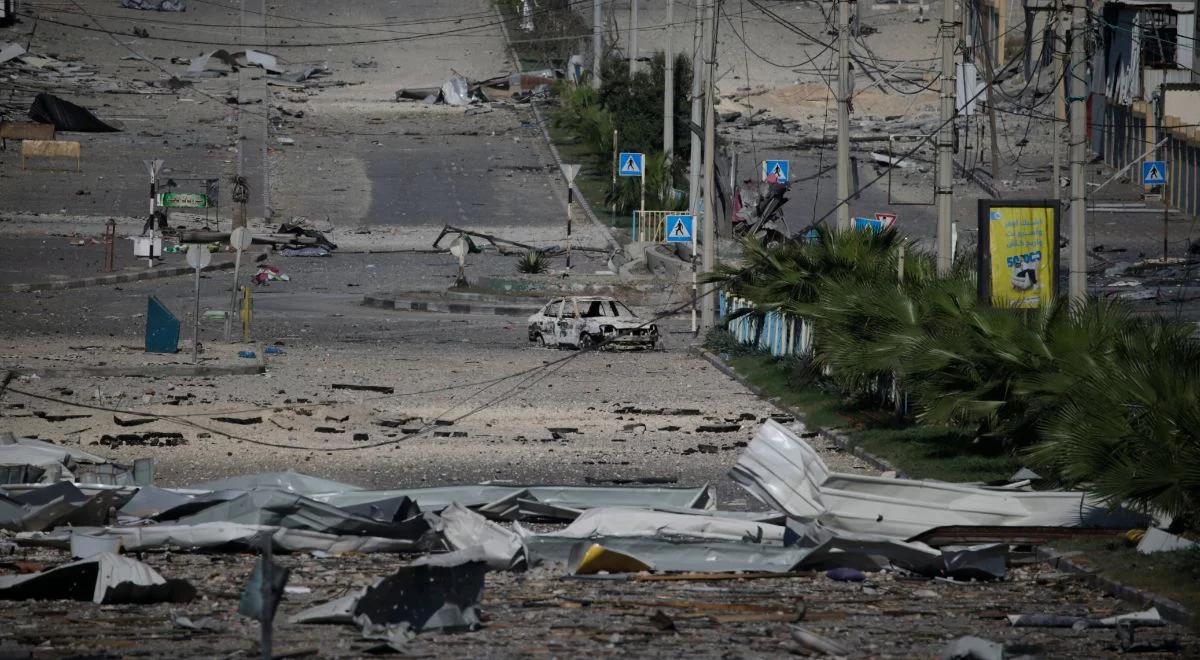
[{"left": 527, "top": 297, "right": 659, "bottom": 349}]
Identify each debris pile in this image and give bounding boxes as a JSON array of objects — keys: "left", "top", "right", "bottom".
[{"left": 0, "top": 421, "right": 1188, "bottom": 649}]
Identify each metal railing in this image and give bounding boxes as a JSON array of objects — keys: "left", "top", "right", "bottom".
[
  {"left": 719, "top": 293, "right": 813, "bottom": 357},
  {"left": 630, "top": 210, "right": 675, "bottom": 243}
]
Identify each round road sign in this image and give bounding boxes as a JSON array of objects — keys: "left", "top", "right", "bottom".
[
  {"left": 186, "top": 244, "right": 212, "bottom": 270},
  {"left": 230, "top": 227, "right": 253, "bottom": 251}
]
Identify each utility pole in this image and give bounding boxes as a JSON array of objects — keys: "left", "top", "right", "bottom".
[
  {"left": 700, "top": 0, "right": 719, "bottom": 331},
  {"left": 593, "top": 0, "right": 602, "bottom": 90},
  {"left": 688, "top": 0, "right": 704, "bottom": 334},
  {"left": 936, "top": 0, "right": 957, "bottom": 274},
  {"left": 663, "top": 0, "right": 674, "bottom": 159},
  {"left": 1068, "top": 0, "right": 1087, "bottom": 302},
  {"left": 688, "top": 0, "right": 703, "bottom": 212},
  {"left": 629, "top": 0, "right": 638, "bottom": 75},
  {"left": 1052, "top": 1, "right": 1064, "bottom": 200},
  {"left": 836, "top": 0, "right": 852, "bottom": 231},
  {"left": 978, "top": 2, "right": 1002, "bottom": 180}
]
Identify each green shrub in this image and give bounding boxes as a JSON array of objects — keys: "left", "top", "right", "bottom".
[{"left": 516, "top": 251, "right": 550, "bottom": 274}]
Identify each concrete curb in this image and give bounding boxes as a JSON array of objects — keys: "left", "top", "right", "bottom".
[
  {"left": 1036, "top": 547, "right": 1193, "bottom": 625},
  {"left": 492, "top": 2, "right": 621, "bottom": 253},
  {"left": 691, "top": 347, "right": 902, "bottom": 475},
  {"left": 363, "top": 295, "right": 540, "bottom": 317},
  {"left": 694, "top": 347, "right": 1194, "bottom": 623},
  {"left": 5, "top": 261, "right": 236, "bottom": 293}
]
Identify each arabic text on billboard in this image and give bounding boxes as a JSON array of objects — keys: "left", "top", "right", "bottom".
[{"left": 986, "top": 205, "right": 1055, "bottom": 308}]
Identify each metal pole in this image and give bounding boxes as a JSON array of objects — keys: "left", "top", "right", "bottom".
[
  {"left": 593, "top": 0, "right": 603, "bottom": 90},
  {"left": 640, "top": 166, "right": 646, "bottom": 213},
  {"left": 663, "top": 0, "right": 674, "bottom": 160},
  {"left": 629, "top": 0, "right": 638, "bottom": 75},
  {"left": 836, "top": 0, "right": 852, "bottom": 231},
  {"left": 224, "top": 247, "right": 243, "bottom": 343},
  {"left": 1158, "top": 83, "right": 1168, "bottom": 261},
  {"left": 611, "top": 129, "right": 618, "bottom": 225},
  {"left": 936, "top": 0, "right": 957, "bottom": 274},
  {"left": 978, "top": 0, "right": 1001, "bottom": 180},
  {"left": 688, "top": 0, "right": 703, "bottom": 213},
  {"left": 567, "top": 184, "right": 574, "bottom": 269},
  {"left": 192, "top": 264, "right": 201, "bottom": 364},
  {"left": 689, "top": 0, "right": 703, "bottom": 332},
  {"left": 1068, "top": 0, "right": 1087, "bottom": 302},
  {"left": 700, "top": 0, "right": 719, "bottom": 331},
  {"left": 259, "top": 538, "right": 273, "bottom": 660}
]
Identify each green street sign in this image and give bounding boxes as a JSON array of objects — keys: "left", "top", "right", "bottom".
[{"left": 156, "top": 192, "right": 213, "bottom": 208}]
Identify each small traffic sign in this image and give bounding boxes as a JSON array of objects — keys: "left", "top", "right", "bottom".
[
  {"left": 230, "top": 227, "right": 253, "bottom": 251},
  {"left": 853, "top": 217, "right": 891, "bottom": 234},
  {"left": 1142, "top": 160, "right": 1167, "bottom": 185},
  {"left": 665, "top": 214, "right": 695, "bottom": 243},
  {"left": 618, "top": 152, "right": 644, "bottom": 177},
  {"left": 186, "top": 244, "right": 211, "bottom": 270},
  {"left": 873, "top": 212, "right": 897, "bottom": 232},
  {"left": 763, "top": 159, "right": 790, "bottom": 182},
  {"left": 561, "top": 163, "right": 581, "bottom": 185}
]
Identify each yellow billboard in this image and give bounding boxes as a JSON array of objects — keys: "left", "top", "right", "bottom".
[{"left": 978, "top": 202, "right": 1059, "bottom": 308}]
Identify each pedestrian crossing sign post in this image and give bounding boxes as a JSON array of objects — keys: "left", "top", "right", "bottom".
[
  {"left": 618, "top": 151, "right": 646, "bottom": 211},
  {"left": 618, "top": 152, "right": 644, "bottom": 177},
  {"left": 1142, "top": 160, "right": 1166, "bottom": 186},
  {"left": 763, "top": 159, "right": 790, "bottom": 183},
  {"left": 665, "top": 214, "right": 695, "bottom": 243}
]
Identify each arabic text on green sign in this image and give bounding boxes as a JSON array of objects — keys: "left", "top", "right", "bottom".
[{"left": 157, "top": 192, "right": 213, "bottom": 208}]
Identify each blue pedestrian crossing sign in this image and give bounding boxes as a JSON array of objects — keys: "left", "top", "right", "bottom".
[
  {"left": 618, "top": 152, "right": 644, "bottom": 177},
  {"left": 763, "top": 159, "right": 790, "bottom": 182},
  {"left": 665, "top": 214, "right": 695, "bottom": 243},
  {"left": 1142, "top": 160, "right": 1167, "bottom": 185}
]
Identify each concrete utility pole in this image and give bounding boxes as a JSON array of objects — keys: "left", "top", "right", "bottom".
[
  {"left": 593, "top": 0, "right": 603, "bottom": 90},
  {"left": 836, "top": 0, "right": 853, "bottom": 231},
  {"left": 1068, "top": 0, "right": 1087, "bottom": 302},
  {"left": 688, "top": 0, "right": 703, "bottom": 212},
  {"left": 1052, "top": 1, "right": 1064, "bottom": 200},
  {"left": 629, "top": 0, "right": 638, "bottom": 75},
  {"left": 936, "top": 0, "right": 957, "bottom": 274},
  {"left": 663, "top": 0, "right": 674, "bottom": 159},
  {"left": 700, "top": 0, "right": 719, "bottom": 330}
]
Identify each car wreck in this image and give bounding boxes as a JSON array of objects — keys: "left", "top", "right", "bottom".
[{"left": 527, "top": 297, "right": 658, "bottom": 350}]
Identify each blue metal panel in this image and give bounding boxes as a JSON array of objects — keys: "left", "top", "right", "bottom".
[{"left": 145, "top": 296, "right": 179, "bottom": 353}]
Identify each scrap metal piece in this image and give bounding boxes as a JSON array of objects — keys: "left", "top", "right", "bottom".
[
  {"left": 1137, "top": 527, "right": 1198, "bottom": 554},
  {"left": 166, "top": 490, "right": 434, "bottom": 541},
  {"left": 316, "top": 483, "right": 714, "bottom": 518},
  {"left": 790, "top": 626, "right": 850, "bottom": 656},
  {"left": 353, "top": 562, "right": 487, "bottom": 635},
  {"left": 568, "top": 542, "right": 652, "bottom": 575},
  {"left": 0, "top": 553, "right": 194, "bottom": 604},
  {"left": 30, "top": 522, "right": 429, "bottom": 554},
  {"left": 1006, "top": 607, "right": 1164, "bottom": 629},
  {"left": 289, "top": 588, "right": 366, "bottom": 625},
  {"left": 427, "top": 503, "right": 525, "bottom": 571},
  {"left": 545, "top": 506, "right": 785, "bottom": 544},
  {"left": 523, "top": 535, "right": 810, "bottom": 573},
  {"left": 941, "top": 636, "right": 1003, "bottom": 660},
  {"left": 27, "top": 93, "right": 120, "bottom": 132},
  {"left": 186, "top": 471, "right": 362, "bottom": 495},
  {"left": 732, "top": 421, "right": 1147, "bottom": 539}
]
